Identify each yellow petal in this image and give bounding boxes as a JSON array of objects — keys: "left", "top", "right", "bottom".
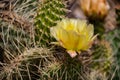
[
  {"left": 76, "top": 20, "right": 87, "bottom": 34},
  {"left": 77, "top": 35, "right": 86, "bottom": 50},
  {"left": 58, "top": 28, "right": 69, "bottom": 48},
  {"left": 91, "top": 34, "right": 98, "bottom": 41},
  {"left": 66, "top": 31, "right": 79, "bottom": 50},
  {"left": 59, "top": 30, "right": 79, "bottom": 50},
  {"left": 86, "top": 24, "right": 94, "bottom": 40}
]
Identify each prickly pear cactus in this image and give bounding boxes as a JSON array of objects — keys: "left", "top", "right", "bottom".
[{"left": 35, "top": 0, "right": 66, "bottom": 46}]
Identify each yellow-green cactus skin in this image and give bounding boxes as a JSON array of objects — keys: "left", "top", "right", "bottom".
[{"left": 35, "top": 0, "right": 66, "bottom": 46}]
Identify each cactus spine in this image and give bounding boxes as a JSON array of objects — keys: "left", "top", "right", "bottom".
[{"left": 35, "top": 0, "right": 66, "bottom": 46}]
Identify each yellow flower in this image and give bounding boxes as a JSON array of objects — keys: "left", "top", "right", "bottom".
[
  {"left": 80, "top": 0, "right": 110, "bottom": 19},
  {"left": 50, "top": 19, "right": 97, "bottom": 57}
]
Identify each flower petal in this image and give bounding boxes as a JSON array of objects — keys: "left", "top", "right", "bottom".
[
  {"left": 77, "top": 35, "right": 86, "bottom": 50},
  {"left": 86, "top": 24, "right": 94, "bottom": 40}
]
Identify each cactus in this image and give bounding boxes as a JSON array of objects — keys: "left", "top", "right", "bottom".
[
  {"left": 104, "top": 8, "right": 120, "bottom": 79},
  {"left": 0, "top": 0, "right": 40, "bottom": 80},
  {"left": 40, "top": 50, "right": 90, "bottom": 80},
  {"left": 0, "top": 0, "right": 114, "bottom": 79},
  {"left": 0, "top": 47, "right": 54, "bottom": 80},
  {"left": 0, "top": 0, "right": 37, "bottom": 53},
  {"left": 35, "top": 0, "right": 66, "bottom": 46},
  {"left": 0, "top": 21, "right": 31, "bottom": 54},
  {"left": 37, "top": 39, "right": 113, "bottom": 80},
  {"left": 105, "top": 28, "right": 120, "bottom": 80},
  {"left": 90, "top": 40, "right": 112, "bottom": 78}
]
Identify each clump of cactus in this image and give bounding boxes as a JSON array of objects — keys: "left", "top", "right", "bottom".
[
  {"left": 37, "top": 40, "right": 112, "bottom": 80},
  {"left": 35, "top": 0, "right": 66, "bottom": 46},
  {"left": 0, "top": 0, "right": 39, "bottom": 80},
  {"left": 40, "top": 19, "right": 112, "bottom": 80},
  {"left": 0, "top": 0, "right": 116, "bottom": 80}
]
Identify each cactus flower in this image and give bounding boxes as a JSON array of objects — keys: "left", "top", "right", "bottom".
[
  {"left": 80, "top": 0, "right": 110, "bottom": 19},
  {"left": 50, "top": 19, "right": 97, "bottom": 57}
]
